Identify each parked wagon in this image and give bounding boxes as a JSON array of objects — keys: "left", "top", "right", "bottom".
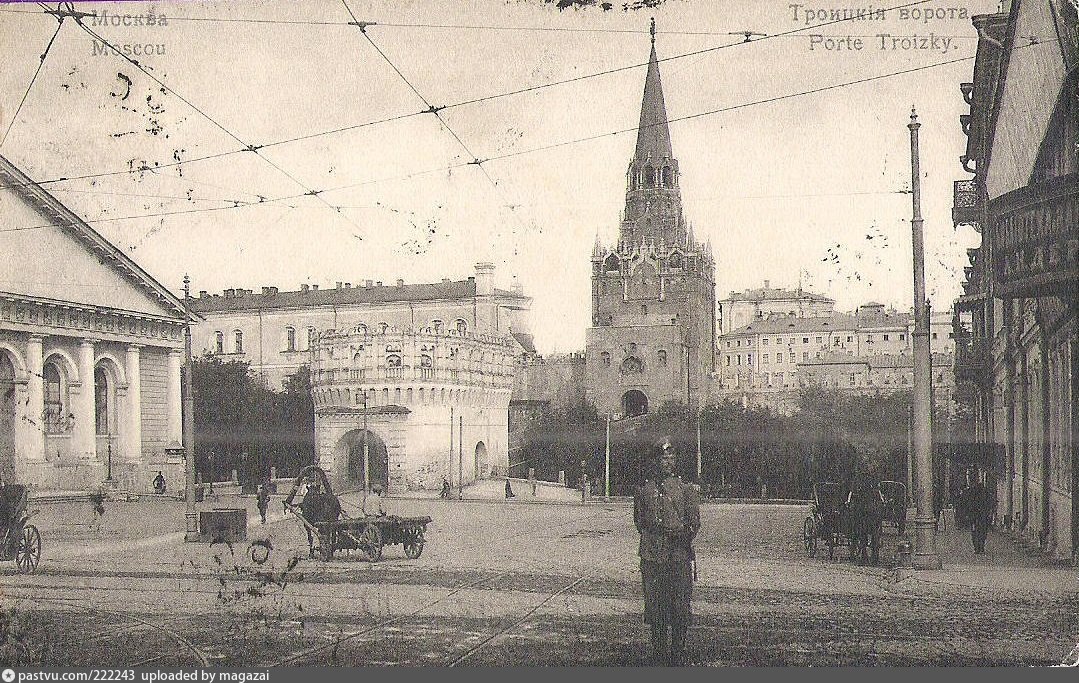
[
  {"left": 283, "top": 466, "right": 431, "bottom": 563},
  {"left": 803, "top": 481, "right": 850, "bottom": 560},
  {"left": 0, "top": 484, "right": 41, "bottom": 573},
  {"left": 878, "top": 480, "right": 907, "bottom": 535}
]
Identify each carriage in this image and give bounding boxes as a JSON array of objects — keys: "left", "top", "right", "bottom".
[
  {"left": 877, "top": 480, "right": 907, "bottom": 534},
  {"left": 283, "top": 466, "right": 431, "bottom": 563},
  {"left": 802, "top": 481, "right": 850, "bottom": 560},
  {"left": 0, "top": 484, "right": 41, "bottom": 573}
]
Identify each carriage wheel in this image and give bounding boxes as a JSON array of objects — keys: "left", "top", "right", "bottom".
[
  {"left": 358, "top": 523, "right": 383, "bottom": 562},
  {"left": 803, "top": 518, "right": 817, "bottom": 557},
  {"left": 404, "top": 527, "right": 425, "bottom": 560},
  {"left": 16, "top": 525, "right": 40, "bottom": 574}
]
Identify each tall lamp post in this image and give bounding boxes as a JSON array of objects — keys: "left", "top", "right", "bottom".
[
  {"left": 908, "top": 108, "right": 941, "bottom": 569},
  {"left": 182, "top": 275, "right": 198, "bottom": 541},
  {"left": 604, "top": 414, "right": 611, "bottom": 501}
]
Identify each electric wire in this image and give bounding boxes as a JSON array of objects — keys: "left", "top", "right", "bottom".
[{"left": 0, "top": 15, "right": 64, "bottom": 149}]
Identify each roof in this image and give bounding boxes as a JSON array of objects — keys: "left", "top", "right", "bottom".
[
  {"left": 512, "top": 332, "right": 537, "bottom": 355},
  {"left": 723, "top": 286, "right": 834, "bottom": 303},
  {"left": 727, "top": 314, "right": 858, "bottom": 335},
  {"left": 634, "top": 36, "right": 674, "bottom": 161},
  {"left": 0, "top": 154, "right": 190, "bottom": 320},
  {"left": 189, "top": 279, "right": 526, "bottom": 313}
]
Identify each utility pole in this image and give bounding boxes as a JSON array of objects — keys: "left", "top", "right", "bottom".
[
  {"left": 696, "top": 406, "right": 703, "bottom": 483},
  {"left": 458, "top": 415, "right": 464, "bottom": 498},
  {"left": 604, "top": 414, "right": 611, "bottom": 501},
  {"left": 182, "top": 275, "right": 197, "bottom": 542},
  {"left": 908, "top": 107, "right": 941, "bottom": 569},
  {"left": 363, "top": 391, "right": 370, "bottom": 511},
  {"left": 449, "top": 405, "right": 454, "bottom": 494}
]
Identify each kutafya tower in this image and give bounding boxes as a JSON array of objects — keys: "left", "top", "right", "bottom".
[{"left": 585, "top": 21, "right": 716, "bottom": 417}]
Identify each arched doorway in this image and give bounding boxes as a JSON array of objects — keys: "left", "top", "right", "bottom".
[
  {"left": 334, "top": 429, "right": 388, "bottom": 491},
  {"left": 622, "top": 390, "right": 648, "bottom": 418},
  {"left": 0, "top": 353, "right": 16, "bottom": 481},
  {"left": 474, "top": 441, "right": 488, "bottom": 481}
]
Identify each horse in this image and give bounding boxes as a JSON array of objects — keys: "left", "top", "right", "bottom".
[{"left": 846, "top": 484, "right": 885, "bottom": 565}]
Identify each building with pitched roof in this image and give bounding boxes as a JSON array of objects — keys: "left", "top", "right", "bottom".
[
  {"left": 585, "top": 24, "right": 716, "bottom": 417},
  {"left": 950, "top": 0, "right": 1077, "bottom": 561},
  {"left": 718, "top": 281, "right": 836, "bottom": 335},
  {"left": 0, "top": 154, "right": 190, "bottom": 492}
]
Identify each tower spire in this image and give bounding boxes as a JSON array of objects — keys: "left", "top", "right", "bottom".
[{"left": 634, "top": 19, "right": 673, "bottom": 162}]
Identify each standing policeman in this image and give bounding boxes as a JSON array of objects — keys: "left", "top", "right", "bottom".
[{"left": 634, "top": 437, "right": 700, "bottom": 666}]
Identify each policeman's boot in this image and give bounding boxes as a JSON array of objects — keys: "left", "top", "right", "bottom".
[
  {"left": 649, "top": 623, "right": 669, "bottom": 666},
  {"left": 670, "top": 624, "right": 687, "bottom": 666}
]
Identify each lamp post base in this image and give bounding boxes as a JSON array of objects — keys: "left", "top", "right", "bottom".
[{"left": 911, "top": 516, "right": 941, "bottom": 570}]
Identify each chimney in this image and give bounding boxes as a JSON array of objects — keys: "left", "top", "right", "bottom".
[
  {"left": 376, "top": 281, "right": 383, "bottom": 287},
  {"left": 442, "top": 278, "right": 451, "bottom": 283},
  {"left": 262, "top": 286, "right": 278, "bottom": 296},
  {"left": 475, "top": 262, "right": 495, "bottom": 296},
  {"left": 345, "top": 283, "right": 351, "bottom": 289},
  {"left": 396, "top": 279, "right": 404, "bottom": 287},
  {"left": 365, "top": 280, "right": 373, "bottom": 288},
  {"left": 311, "top": 284, "right": 318, "bottom": 291},
  {"left": 336, "top": 282, "right": 343, "bottom": 289},
  {"left": 763, "top": 280, "right": 770, "bottom": 289},
  {"left": 224, "top": 288, "right": 235, "bottom": 298},
  {"left": 198, "top": 290, "right": 207, "bottom": 298},
  {"left": 301, "top": 284, "right": 309, "bottom": 293}
]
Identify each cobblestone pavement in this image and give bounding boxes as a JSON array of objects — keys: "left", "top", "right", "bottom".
[{"left": 3, "top": 496, "right": 1077, "bottom": 666}]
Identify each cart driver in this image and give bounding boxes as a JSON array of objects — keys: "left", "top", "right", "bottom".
[{"left": 300, "top": 481, "right": 326, "bottom": 557}]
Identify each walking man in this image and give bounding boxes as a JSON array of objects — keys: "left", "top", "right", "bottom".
[
  {"left": 256, "top": 476, "right": 271, "bottom": 525},
  {"left": 634, "top": 437, "right": 700, "bottom": 666}
]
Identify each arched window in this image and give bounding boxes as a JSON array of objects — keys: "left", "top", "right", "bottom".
[
  {"left": 307, "top": 327, "right": 318, "bottom": 350},
  {"left": 386, "top": 354, "right": 402, "bottom": 367},
  {"left": 43, "top": 363, "right": 64, "bottom": 433},
  {"left": 455, "top": 319, "right": 467, "bottom": 334},
  {"left": 657, "top": 349, "right": 668, "bottom": 367},
  {"left": 285, "top": 327, "right": 296, "bottom": 352},
  {"left": 94, "top": 367, "right": 110, "bottom": 435},
  {"left": 394, "top": 388, "right": 402, "bottom": 404},
  {"left": 600, "top": 351, "right": 611, "bottom": 367},
  {"left": 214, "top": 331, "right": 224, "bottom": 355},
  {"left": 233, "top": 330, "right": 244, "bottom": 354},
  {"left": 381, "top": 388, "right": 389, "bottom": 404},
  {"left": 662, "top": 166, "right": 673, "bottom": 187},
  {"left": 644, "top": 165, "right": 655, "bottom": 187},
  {"left": 603, "top": 254, "right": 620, "bottom": 273},
  {"left": 406, "top": 388, "right": 413, "bottom": 403},
  {"left": 378, "top": 322, "right": 389, "bottom": 334},
  {"left": 419, "top": 387, "right": 425, "bottom": 403},
  {"left": 431, "top": 320, "right": 444, "bottom": 333}
]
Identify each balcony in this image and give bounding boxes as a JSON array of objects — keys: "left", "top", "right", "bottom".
[
  {"left": 952, "top": 178, "right": 985, "bottom": 227},
  {"left": 989, "top": 173, "right": 1079, "bottom": 299},
  {"left": 954, "top": 337, "right": 988, "bottom": 381}
]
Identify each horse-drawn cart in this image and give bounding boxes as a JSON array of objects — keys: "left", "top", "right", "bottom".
[
  {"left": 803, "top": 481, "right": 849, "bottom": 560},
  {"left": 0, "top": 484, "right": 41, "bottom": 573},
  {"left": 283, "top": 466, "right": 431, "bottom": 563}
]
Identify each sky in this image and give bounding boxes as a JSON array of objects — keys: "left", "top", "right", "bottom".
[{"left": 0, "top": 0, "right": 994, "bottom": 353}]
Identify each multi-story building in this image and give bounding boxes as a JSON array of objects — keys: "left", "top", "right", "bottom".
[
  {"left": 950, "top": 1, "right": 1076, "bottom": 561},
  {"left": 585, "top": 29, "right": 715, "bottom": 417},
  {"left": 188, "top": 262, "right": 534, "bottom": 390},
  {"left": 718, "top": 281, "right": 835, "bottom": 335},
  {"left": 715, "top": 304, "right": 955, "bottom": 412},
  {"left": 0, "top": 154, "right": 189, "bottom": 492},
  {"left": 309, "top": 325, "right": 517, "bottom": 493}
]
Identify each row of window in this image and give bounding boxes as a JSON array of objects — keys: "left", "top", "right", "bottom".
[
  {"left": 730, "top": 371, "right": 949, "bottom": 389},
  {"left": 41, "top": 362, "right": 115, "bottom": 436},
  {"left": 210, "top": 319, "right": 471, "bottom": 355},
  {"left": 598, "top": 349, "right": 668, "bottom": 368},
  {"left": 319, "top": 385, "right": 494, "bottom": 408},
  {"left": 724, "top": 331, "right": 949, "bottom": 349}
]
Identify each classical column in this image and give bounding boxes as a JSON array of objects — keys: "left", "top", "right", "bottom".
[
  {"left": 24, "top": 336, "right": 45, "bottom": 462},
  {"left": 166, "top": 348, "right": 183, "bottom": 446},
  {"left": 126, "top": 345, "right": 142, "bottom": 463},
  {"left": 75, "top": 339, "right": 97, "bottom": 460}
]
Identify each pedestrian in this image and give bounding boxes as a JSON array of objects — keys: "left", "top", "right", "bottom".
[
  {"left": 505, "top": 478, "right": 515, "bottom": 499},
  {"left": 439, "top": 478, "right": 451, "bottom": 499},
  {"left": 256, "top": 477, "right": 271, "bottom": 525},
  {"left": 152, "top": 471, "right": 166, "bottom": 494},
  {"left": 969, "top": 474, "right": 992, "bottom": 554},
  {"left": 634, "top": 437, "right": 700, "bottom": 666}
]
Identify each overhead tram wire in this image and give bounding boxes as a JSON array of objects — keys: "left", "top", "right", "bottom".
[
  {"left": 339, "top": 0, "right": 528, "bottom": 235},
  {"left": 0, "top": 12, "right": 66, "bottom": 149},
  {"left": 67, "top": 13, "right": 369, "bottom": 239},
  {"left": 0, "top": 0, "right": 939, "bottom": 193},
  {"left": 0, "top": 36, "right": 1044, "bottom": 234}
]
